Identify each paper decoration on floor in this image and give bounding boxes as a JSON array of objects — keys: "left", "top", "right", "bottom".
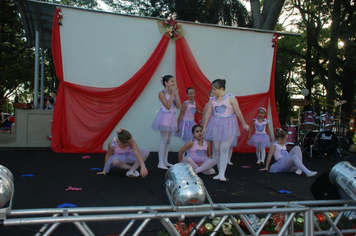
[
  {"left": 66, "top": 186, "right": 82, "bottom": 191},
  {"left": 21, "top": 174, "right": 35, "bottom": 177},
  {"left": 57, "top": 203, "right": 77, "bottom": 208},
  {"left": 278, "top": 190, "right": 292, "bottom": 194},
  {"left": 91, "top": 168, "right": 102, "bottom": 170}
]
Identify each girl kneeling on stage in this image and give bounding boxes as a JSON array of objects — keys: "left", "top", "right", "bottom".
[
  {"left": 178, "top": 125, "right": 216, "bottom": 175},
  {"left": 97, "top": 128, "right": 149, "bottom": 178},
  {"left": 260, "top": 128, "right": 317, "bottom": 177}
]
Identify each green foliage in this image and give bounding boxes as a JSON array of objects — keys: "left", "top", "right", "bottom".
[
  {"left": 102, "top": 0, "right": 252, "bottom": 27},
  {"left": 0, "top": 0, "right": 35, "bottom": 104}
]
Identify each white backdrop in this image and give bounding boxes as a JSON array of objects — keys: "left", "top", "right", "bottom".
[{"left": 59, "top": 7, "right": 275, "bottom": 151}]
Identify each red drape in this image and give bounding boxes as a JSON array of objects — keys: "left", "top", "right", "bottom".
[
  {"left": 51, "top": 9, "right": 280, "bottom": 153},
  {"left": 51, "top": 10, "right": 170, "bottom": 152},
  {"left": 175, "top": 37, "right": 211, "bottom": 123},
  {"left": 175, "top": 36, "right": 281, "bottom": 153}
]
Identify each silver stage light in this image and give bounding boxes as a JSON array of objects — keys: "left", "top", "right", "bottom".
[
  {"left": 329, "top": 161, "right": 356, "bottom": 201},
  {"left": 165, "top": 162, "right": 213, "bottom": 210},
  {"left": 0, "top": 165, "right": 14, "bottom": 183},
  {"left": 0, "top": 165, "right": 14, "bottom": 219}
]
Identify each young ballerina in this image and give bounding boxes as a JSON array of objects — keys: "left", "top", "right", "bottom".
[
  {"left": 97, "top": 128, "right": 149, "bottom": 178},
  {"left": 260, "top": 128, "right": 317, "bottom": 177},
  {"left": 247, "top": 106, "right": 272, "bottom": 165},
  {"left": 175, "top": 87, "right": 201, "bottom": 146},
  {"left": 178, "top": 125, "right": 216, "bottom": 175},
  {"left": 151, "top": 75, "right": 181, "bottom": 169},
  {"left": 202, "top": 78, "right": 250, "bottom": 181}
]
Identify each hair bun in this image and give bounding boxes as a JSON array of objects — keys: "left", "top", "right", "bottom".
[{"left": 116, "top": 128, "right": 125, "bottom": 134}]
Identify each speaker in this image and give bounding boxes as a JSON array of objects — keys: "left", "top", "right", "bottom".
[{"left": 310, "top": 170, "right": 340, "bottom": 200}]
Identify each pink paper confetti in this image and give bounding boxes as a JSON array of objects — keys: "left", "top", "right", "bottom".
[
  {"left": 82, "top": 155, "right": 90, "bottom": 159},
  {"left": 242, "top": 166, "right": 251, "bottom": 168},
  {"left": 66, "top": 186, "right": 82, "bottom": 191}
]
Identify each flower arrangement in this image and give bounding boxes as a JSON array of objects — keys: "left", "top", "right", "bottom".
[
  {"left": 158, "top": 211, "right": 356, "bottom": 235},
  {"left": 161, "top": 13, "right": 181, "bottom": 38}
]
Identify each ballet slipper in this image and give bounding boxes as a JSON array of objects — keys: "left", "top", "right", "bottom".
[
  {"left": 219, "top": 177, "right": 229, "bottom": 182},
  {"left": 213, "top": 175, "right": 220, "bottom": 180},
  {"left": 295, "top": 169, "right": 302, "bottom": 175},
  {"left": 164, "top": 162, "right": 173, "bottom": 167},
  {"left": 157, "top": 164, "right": 168, "bottom": 170},
  {"left": 307, "top": 171, "right": 317, "bottom": 177},
  {"left": 202, "top": 168, "right": 216, "bottom": 175},
  {"left": 228, "top": 162, "right": 233, "bottom": 166},
  {"left": 126, "top": 170, "right": 139, "bottom": 178}
]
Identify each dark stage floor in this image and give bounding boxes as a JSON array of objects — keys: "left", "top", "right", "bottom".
[{"left": 0, "top": 148, "right": 355, "bottom": 235}]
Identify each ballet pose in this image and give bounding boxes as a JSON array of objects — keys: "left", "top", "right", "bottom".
[
  {"left": 202, "top": 78, "right": 250, "bottom": 181},
  {"left": 97, "top": 128, "right": 149, "bottom": 178},
  {"left": 151, "top": 75, "right": 181, "bottom": 169},
  {"left": 178, "top": 125, "right": 216, "bottom": 175},
  {"left": 247, "top": 106, "right": 272, "bottom": 165},
  {"left": 260, "top": 128, "right": 317, "bottom": 177}
]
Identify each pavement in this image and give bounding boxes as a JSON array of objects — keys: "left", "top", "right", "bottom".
[{"left": 0, "top": 147, "right": 355, "bottom": 235}]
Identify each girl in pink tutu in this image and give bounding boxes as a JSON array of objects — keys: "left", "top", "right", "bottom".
[
  {"left": 202, "top": 78, "right": 250, "bottom": 181},
  {"left": 175, "top": 87, "right": 202, "bottom": 146},
  {"left": 97, "top": 128, "right": 149, "bottom": 178},
  {"left": 260, "top": 128, "right": 317, "bottom": 177},
  {"left": 151, "top": 75, "right": 181, "bottom": 169},
  {"left": 178, "top": 125, "right": 216, "bottom": 175},
  {"left": 247, "top": 106, "right": 272, "bottom": 165}
]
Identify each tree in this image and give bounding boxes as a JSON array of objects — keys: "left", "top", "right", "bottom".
[
  {"left": 337, "top": 0, "right": 356, "bottom": 125},
  {"left": 249, "top": 0, "right": 286, "bottom": 30},
  {"left": 0, "top": 0, "right": 35, "bottom": 113},
  {"left": 102, "top": 0, "right": 253, "bottom": 27}
]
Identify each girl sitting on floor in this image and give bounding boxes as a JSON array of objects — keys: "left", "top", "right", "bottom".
[
  {"left": 97, "top": 128, "right": 149, "bottom": 178},
  {"left": 178, "top": 124, "right": 216, "bottom": 175},
  {"left": 260, "top": 128, "right": 317, "bottom": 177}
]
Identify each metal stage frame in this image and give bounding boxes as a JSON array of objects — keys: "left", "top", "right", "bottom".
[{"left": 1, "top": 199, "right": 356, "bottom": 236}]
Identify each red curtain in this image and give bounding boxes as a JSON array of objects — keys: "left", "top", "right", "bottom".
[
  {"left": 51, "top": 9, "right": 280, "bottom": 153},
  {"left": 175, "top": 37, "right": 280, "bottom": 153},
  {"left": 51, "top": 10, "right": 170, "bottom": 152},
  {"left": 175, "top": 37, "right": 211, "bottom": 123}
]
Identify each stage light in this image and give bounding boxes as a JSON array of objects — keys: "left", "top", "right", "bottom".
[
  {"left": 329, "top": 161, "right": 356, "bottom": 201},
  {"left": 165, "top": 162, "right": 206, "bottom": 207},
  {"left": 0, "top": 166, "right": 14, "bottom": 208},
  {"left": 0, "top": 165, "right": 14, "bottom": 183}
]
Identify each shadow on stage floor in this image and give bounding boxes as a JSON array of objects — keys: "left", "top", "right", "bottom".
[{"left": 0, "top": 148, "right": 355, "bottom": 235}]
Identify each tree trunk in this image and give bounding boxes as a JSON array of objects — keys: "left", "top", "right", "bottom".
[
  {"left": 326, "top": 0, "right": 341, "bottom": 112},
  {"left": 304, "top": 24, "right": 313, "bottom": 112},
  {"left": 249, "top": 0, "right": 286, "bottom": 30}
]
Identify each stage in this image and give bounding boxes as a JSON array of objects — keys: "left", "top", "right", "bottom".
[{"left": 0, "top": 147, "right": 355, "bottom": 235}]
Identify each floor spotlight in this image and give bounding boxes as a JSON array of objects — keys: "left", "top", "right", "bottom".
[
  {"left": 329, "top": 161, "right": 356, "bottom": 201},
  {"left": 0, "top": 165, "right": 14, "bottom": 219},
  {"left": 165, "top": 162, "right": 213, "bottom": 210}
]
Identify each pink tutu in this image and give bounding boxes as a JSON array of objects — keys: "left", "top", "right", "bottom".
[
  {"left": 270, "top": 146, "right": 301, "bottom": 173},
  {"left": 151, "top": 110, "right": 177, "bottom": 132},
  {"left": 104, "top": 148, "right": 149, "bottom": 173},
  {"left": 174, "top": 119, "right": 196, "bottom": 141},
  {"left": 204, "top": 115, "right": 240, "bottom": 141},
  {"left": 247, "top": 133, "right": 271, "bottom": 149}
]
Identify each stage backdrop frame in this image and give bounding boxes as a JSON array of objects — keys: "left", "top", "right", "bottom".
[{"left": 52, "top": 6, "right": 281, "bottom": 153}]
